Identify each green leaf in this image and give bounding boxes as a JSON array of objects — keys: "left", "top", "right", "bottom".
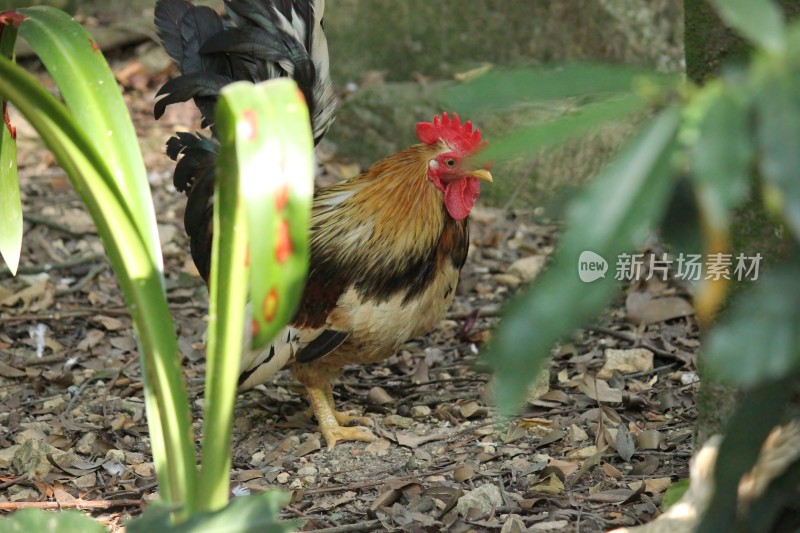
[
  {"left": 704, "top": 263, "right": 800, "bottom": 387},
  {"left": 198, "top": 78, "right": 313, "bottom": 512},
  {"left": 756, "top": 69, "right": 800, "bottom": 239},
  {"left": 225, "top": 79, "right": 314, "bottom": 348},
  {"left": 743, "top": 451, "right": 800, "bottom": 533},
  {"left": 0, "top": 33, "right": 194, "bottom": 518},
  {"left": 0, "top": 16, "right": 21, "bottom": 275},
  {"left": 0, "top": 113, "right": 20, "bottom": 274},
  {"left": 127, "top": 491, "right": 298, "bottom": 533},
  {"left": 660, "top": 478, "right": 690, "bottom": 512},
  {"left": 0, "top": 509, "right": 106, "bottom": 533},
  {"left": 444, "top": 63, "right": 675, "bottom": 112},
  {"left": 485, "top": 108, "right": 681, "bottom": 412},
  {"left": 708, "top": 0, "right": 786, "bottom": 53},
  {"left": 17, "top": 6, "right": 162, "bottom": 268},
  {"left": 686, "top": 83, "right": 753, "bottom": 229},
  {"left": 477, "top": 93, "right": 646, "bottom": 163},
  {"left": 696, "top": 377, "right": 795, "bottom": 533}
]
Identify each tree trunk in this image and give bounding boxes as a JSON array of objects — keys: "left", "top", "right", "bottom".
[{"left": 685, "top": 0, "right": 800, "bottom": 445}]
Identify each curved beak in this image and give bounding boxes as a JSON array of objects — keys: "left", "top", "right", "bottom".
[{"left": 469, "top": 169, "right": 493, "bottom": 183}]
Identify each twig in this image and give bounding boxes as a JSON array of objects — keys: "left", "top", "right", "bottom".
[
  {"left": 302, "top": 465, "right": 457, "bottom": 496},
  {"left": 0, "top": 477, "right": 23, "bottom": 490},
  {"left": 446, "top": 305, "right": 501, "bottom": 320},
  {"left": 0, "top": 307, "right": 129, "bottom": 324},
  {"left": 308, "top": 520, "right": 384, "bottom": 533},
  {"left": 23, "top": 214, "right": 91, "bottom": 237},
  {"left": 0, "top": 254, "right": 105, "bottom": 278},
  {"left": 65, "top": 370, "right": 116, "bottom": 416},
  {"left": 18, "top": 354, "right": 68, "bottom": 366},
  {"left": 56, "top": 263, "right": 107, "bottom": 296},
  {"left": 588, "top": 326, "right": 682, "bottom": 361},
  {"left": 0, "top": 499, "right": 141, "bottom": 511}
]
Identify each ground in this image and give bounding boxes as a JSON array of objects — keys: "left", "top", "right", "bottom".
[{"left": 0, "top": 44, "right": 699, "bottom": 533}]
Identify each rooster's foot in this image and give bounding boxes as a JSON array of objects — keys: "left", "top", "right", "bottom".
[
  {"left": 306, "top": 384, "right": 376, "bottom": 449},
  {"left": 321, "top": 424, "right": 376, "bottom": 450},
  {"left": 304, "top": 406, "right": 373, "bottom": 429},
  {"left": 333, "top": 410, "right": 374, "bottom": 428}
]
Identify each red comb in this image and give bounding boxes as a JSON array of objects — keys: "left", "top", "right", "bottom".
[{"left": 415, "top": 112, "right": 483, "bottom": 154}]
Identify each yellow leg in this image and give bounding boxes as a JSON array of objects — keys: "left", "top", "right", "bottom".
[{"left": 306, "top": 384, "right": 375, "bottom": 449}]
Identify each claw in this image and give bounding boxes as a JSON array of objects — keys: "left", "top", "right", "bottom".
[
  {"left": 323, "top": 425, "right": 376, "bottom": 450},
  {"left": 306, "top": 384, "right": 375, "bottom": 449},
  {"left": 334, "top": 410, "right": 374, "bottom": 428}
]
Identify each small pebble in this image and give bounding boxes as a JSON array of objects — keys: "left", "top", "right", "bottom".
[
  {"left": 276, "top": 472, "right": 290, "bottom": 484},
  {"left": 410, "top": 405, "right": 431, "bottom": 419},
  {"left": 43, "top": 397, "right": 66, "bottom": 411},
  {"left": 383, "top": 414, "right": 414, "bottom": 429},
  {"left": 494, "top": 273, "right": 522, "bottom": 288},
  {"left": 297, "top": 465, "right": 317, "bottom": 477},
  {"left": 105, "top": 449, "right": 125, "bottom": 462}
]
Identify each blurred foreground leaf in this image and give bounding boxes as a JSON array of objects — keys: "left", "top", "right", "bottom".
[
  {"left": 478, "top": 93, "right": 645, "bottom": 163},
  {"left": 0, "top": 509, "right": 106, "bottom": 533},
  {"left": 660, "top": 478, "right": 690, "bottom": 512},
  {"left": 756, "top": 69, "right": 800, "bottom": 238},
  {"left": 0, "top": 13, "right": 21, "bottom": 274},
  {"left": 686, "top": 84, "right": 753, "bottom": 229},
  {"left": 127, "top": 490, "right": 298, "bottom": 533},
  {"left": 708, "top": 0, "right": 786, "bottom": 53},
  {"left": 704, "top": 264, "right": 800, "bottom": 387},
  {"left": 486, "top": 108, "right": 681, "bottom": 412},
  {"left": 444, "top": 63, "right": 674, "bottom": 112},
  {"left": 198, "top": 78, "right": 313, "bottom": 512}
]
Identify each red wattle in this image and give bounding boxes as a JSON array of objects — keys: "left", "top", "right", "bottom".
[{"left": 444, "top": 178, "right": 481, "bottom": 220}]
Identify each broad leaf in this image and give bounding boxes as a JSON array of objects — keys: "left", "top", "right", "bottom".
[
  {"left": 744, "top": 454, "right": 800, "bottom": 533},
  {"left": 0, "top": 12, "right": 21, "bottom": 274},
  {"left": 127, "top": 490, "right": 298, "bottom": 533},
  {"left": 0, "top": 20, "right": 195, "bottom": 516},
  {"left": 756, "top": 69, "right": 800, "bottom": 240},
  {"left": 686, "top": 83, "right": 753, "bottom": 229},
  {"left": 660, "top": 478, "right": 690, "bottom": 512},
  {"left": 199, "top": 78, "right": 313, "bottom": 512},
  {"left": 0, "top": 112, "right": 20, "bottom": 274},
  {"left": 18, "top": 6, "right": 162, "bottom": 268},
  {"left": 220, "top": 79, "right": 314, "bottom": 348},
  {"left": 444, "top": 63, "right": 675, "bottom": 112},
  {"left": 696, "top": 378, "right": 795, "bottom": 533},
  {"left": 476, "top": 93, "right": 645, "bottom": 163},
  {"left": 708, "top": 0, "right": 786, "bottom": 53},
  {"left": 0, "top": 509, "right": 106, "bottom": 533},
  {"left": 704, "top": 263, "right": 800, "bottom": 387},
  {"left": 486, "top": 108, "right": 681, "bottom": 412}
]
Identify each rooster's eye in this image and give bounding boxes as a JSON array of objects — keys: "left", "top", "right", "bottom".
[{"left": 445, "top": 159, "right": 456, "bottom": 167}]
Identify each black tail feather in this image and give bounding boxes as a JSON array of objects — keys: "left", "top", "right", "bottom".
[
  {"left": 154, "top": 0, "right": 333, "bottom": 138},
  {"left": 154, "top": 0, "right": 334, "bottom": 282}
]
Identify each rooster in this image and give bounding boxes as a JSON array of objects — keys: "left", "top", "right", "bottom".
[{"left": 154, "top": 0, "right": 492, "bottom": 448}]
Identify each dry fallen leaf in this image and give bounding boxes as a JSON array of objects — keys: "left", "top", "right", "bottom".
[
  {"left": 636, "top": 430, "right": 667, "bottom": 451},
  {"left": 579, "top": 376, "right": 623, "bottom": 404},
  {"left": 453, "top": 464, "right": 477, "bottom": 482},
  {"left": 642, "top": 476, "right": 672, "bottom": 494},
  {"left": 370, "top": 488, "right": 401, "bottom": 511},
  {"left": 93, "top": 315, "right": 126, "bottom": 331},
  {"left": 602, "top": 463, "right": 623, "bottom": 480},
  {"left": 598, "top": 348, "right": 654, "bottom": 379},
  {"left": 527, "top": 472, "right": 564, "bottom": 495},
  {"left": 367, "top": 386, "right": 395, "bottom": 405},
  {"left": 626, "top": 292, "right": 694, "bottom": 324},
  {"left": 365, "top": 438, "right": 391, "bottom": 456},
  {"left": 616, "top": 423, "right": 636, "bottom": 462}
]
